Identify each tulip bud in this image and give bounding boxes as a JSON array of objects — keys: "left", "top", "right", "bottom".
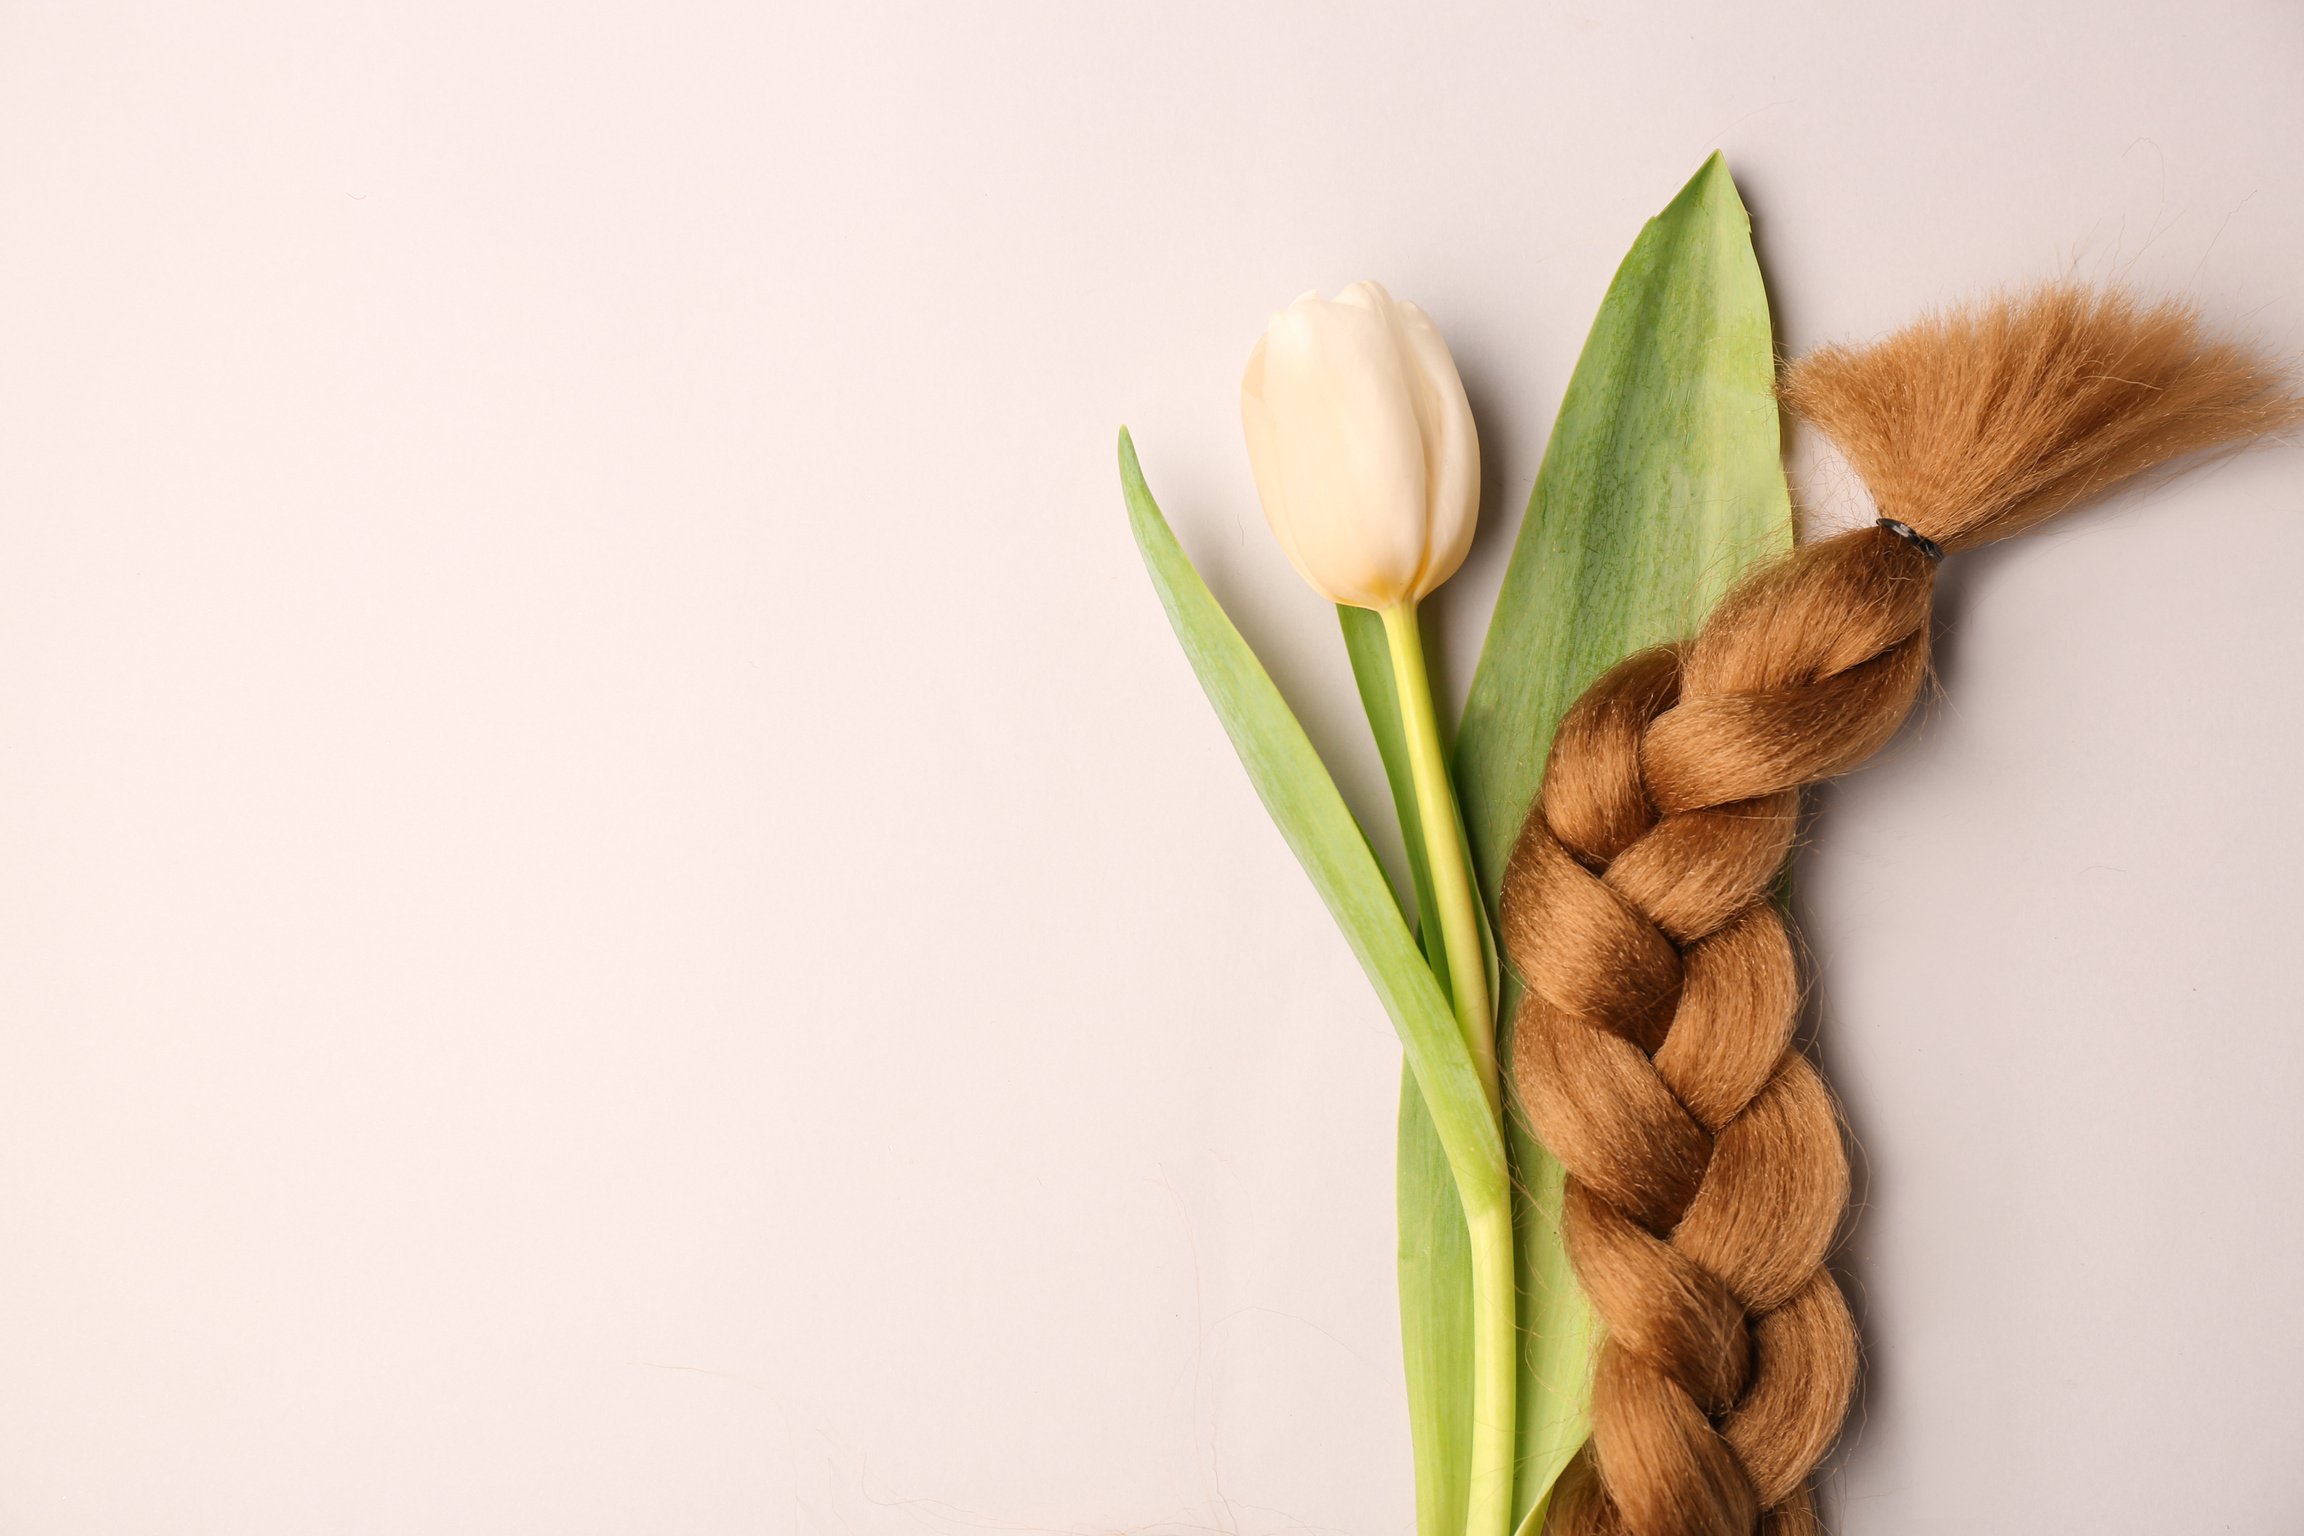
[{"left": 1239, "top": 281, "right": 1480, "bottom": 610}]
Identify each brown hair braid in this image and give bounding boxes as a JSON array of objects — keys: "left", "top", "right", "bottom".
[{"left": 1500, "top": 286, "right": 2301, "bottom": 1536}]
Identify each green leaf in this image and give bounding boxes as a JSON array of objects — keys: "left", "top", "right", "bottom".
[
  {"left": 1118, "top": 432, "right": 1506, "bottom": 1235},
  {"left": 1449, "top": 152, "right": 1797, "bottom": 1526},
  {"left": 1394, "top": 1075, "right": 1474, "bottom": 1536}
]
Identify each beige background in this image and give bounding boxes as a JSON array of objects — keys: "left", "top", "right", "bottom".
[{"left": 0, "top": 2, "right": 2299, "bottom": 1532}]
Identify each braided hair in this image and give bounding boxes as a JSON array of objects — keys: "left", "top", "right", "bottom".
[{"left": 1501, "top": 287, "right": 2300, "bottom": 1536}]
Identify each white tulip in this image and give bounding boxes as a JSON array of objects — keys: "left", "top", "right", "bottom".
[{"left": 1239, "top": 281, "right": 1480, "bottom": 610}]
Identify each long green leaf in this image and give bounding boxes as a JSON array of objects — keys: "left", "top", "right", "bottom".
[
  {"left": 1450, "top": 152, "right": 1797, "bottom": 1527},
  {"left": 1118, "top": 432, "right": 1505, "bottom": 1231},
  {"left": 1394, "top": 1076, "right": 1474, "bottom": 1535}
]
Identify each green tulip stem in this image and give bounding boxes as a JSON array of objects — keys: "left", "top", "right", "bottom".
[
  {"left": 1378, "top": 602, "right": 1495, "bottom": 1096},
  {"left": 1380, "top": 599, "right": 1512, "bottom": 1536},
  {"left": 1461, "top": 1194, "right": 1517, "bottom": 1536}
]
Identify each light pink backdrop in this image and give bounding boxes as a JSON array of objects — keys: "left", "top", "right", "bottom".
[{"left": 0, "top": 3, "right": 2296, "bottom": 1532}]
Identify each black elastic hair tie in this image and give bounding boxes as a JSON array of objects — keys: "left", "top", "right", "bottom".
[{"left": 1875, "top": 517, "right": 1946, "bottom": 562}]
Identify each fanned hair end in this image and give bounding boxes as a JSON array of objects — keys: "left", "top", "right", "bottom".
[{"left": 1781, "top": 284, "right": 2304, "bottom": 552}]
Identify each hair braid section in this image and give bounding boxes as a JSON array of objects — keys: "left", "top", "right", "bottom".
[{"left": 1501, "top": 527, "right": 1931, "bottom": 1536}]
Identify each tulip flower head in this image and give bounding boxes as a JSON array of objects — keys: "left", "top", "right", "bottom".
[{"left": 1240, "top": 281, "right": 1480, "bottom": 610}]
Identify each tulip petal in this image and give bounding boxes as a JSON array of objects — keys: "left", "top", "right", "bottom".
[
  {"left": 1241, "top": 332, "right": 1318, "bottom": 586},
  {"left": 1391, "top": 300, "right": 1481, "bottom": 600},
  {"left": 1243, "top": 290, "right": 1432, "bottom": 608}
]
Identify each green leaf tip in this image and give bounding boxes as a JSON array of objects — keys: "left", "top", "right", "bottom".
[{"left": 1674, "top": 149, "right": 1740, "bottom": 208}]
